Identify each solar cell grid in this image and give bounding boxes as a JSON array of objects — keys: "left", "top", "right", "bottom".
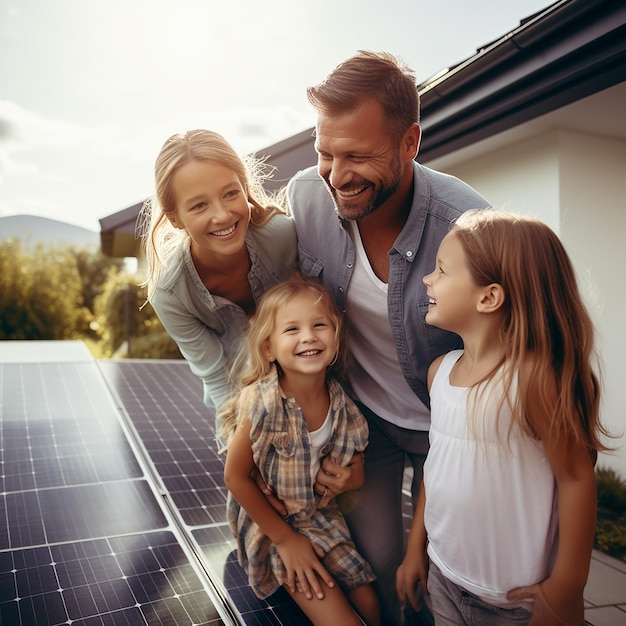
[
  {"left": 0, "top": 343, "right": 231, "bottom": 625},
  {"left": 1, "top": 342, "right": 341, "bottom": 625},
  {"left": 98, "top": 360, "right": 313, "bottom": 625}
]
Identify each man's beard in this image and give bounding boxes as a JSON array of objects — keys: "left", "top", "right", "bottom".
[{"left": 326, "top": 157, "right": 403, "bottom": 221}]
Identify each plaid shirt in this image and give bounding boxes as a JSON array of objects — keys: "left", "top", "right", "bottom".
[{"left": 227, "top": 367, "right": 375, "bottom": 598}]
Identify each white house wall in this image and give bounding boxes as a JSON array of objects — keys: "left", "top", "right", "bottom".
[
  {"left": 425, "top": 130, "right": 626, "bottom": 476},
  {"left": 559, "top": 130, "right": 626, "bottom": 476}
]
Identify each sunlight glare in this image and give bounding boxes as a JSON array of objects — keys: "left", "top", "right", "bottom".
[{"left": 168, "top": 11, "right": 213, "bottom": 56}]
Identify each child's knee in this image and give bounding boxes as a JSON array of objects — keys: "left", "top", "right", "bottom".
[{"left": 348, "top": 583, "right": 380, "bottom": 626}]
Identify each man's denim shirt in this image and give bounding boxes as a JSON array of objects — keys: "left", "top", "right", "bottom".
[
  {"left": 151, "top": 214, "right": 297, "bottom": 415},
  {"left": 287, "top": 162, "right": 490, "bottom": 411}
]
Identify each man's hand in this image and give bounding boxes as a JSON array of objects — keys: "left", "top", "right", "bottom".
[
  {"left": 251, "top": 467, "right": 287, "bottom": 517},
  {"left": 314, "top": 452, "right": 364, "bottom": 505}
]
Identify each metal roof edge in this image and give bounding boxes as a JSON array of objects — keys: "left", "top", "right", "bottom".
[{"left": 418, "top": 0, "right": 626, "bottom": 161}]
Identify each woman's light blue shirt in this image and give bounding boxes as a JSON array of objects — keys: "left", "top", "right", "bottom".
[{"left": 150, "top": 213, "right": 297, "bottom": 415}]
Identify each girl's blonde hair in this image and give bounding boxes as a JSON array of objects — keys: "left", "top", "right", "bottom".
[
  {"left": 139, "top": 129, "right": 287, "bottom": 299},
  {"left": 452, "top": 209, "right": 610, "bottom": 456},
  {"left": 219, "top": 279, "right": 347, "bottom": 447}
]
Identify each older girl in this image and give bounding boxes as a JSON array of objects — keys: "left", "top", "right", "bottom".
[{"left": 397, "top": 210, "right": 611, "bottom": 625}]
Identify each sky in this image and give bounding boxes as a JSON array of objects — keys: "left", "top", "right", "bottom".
[{"left": 0, "top": 0, "right": 553, "bottom": 233}]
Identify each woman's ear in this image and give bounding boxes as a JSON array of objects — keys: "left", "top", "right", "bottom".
[{"left": 477, "top": 283, "right": 505, "bottom": 314}]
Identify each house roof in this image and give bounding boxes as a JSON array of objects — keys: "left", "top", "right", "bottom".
[
  {"left": 99, "top": 0, "right": 626, "bottom": 257},
  {"left": 416, "top": 0, "right": 626, "bottom": 161}
]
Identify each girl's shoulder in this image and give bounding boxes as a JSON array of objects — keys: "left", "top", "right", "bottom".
[{"left": 428, "top": 350, "right": 463, "bottom": 391}]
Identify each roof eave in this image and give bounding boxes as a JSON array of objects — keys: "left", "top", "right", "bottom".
[{"left": 417, "top": 0, "right": 626, "bottom": 161}]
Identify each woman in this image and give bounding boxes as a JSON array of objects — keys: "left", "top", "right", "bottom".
[{"left": 141, "top": 129, "right": 297, "bottom": 439}]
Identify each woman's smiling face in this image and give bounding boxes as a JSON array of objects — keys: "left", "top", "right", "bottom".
[{"left": 168, "top": 159, "right": 251, "bottom": 260}]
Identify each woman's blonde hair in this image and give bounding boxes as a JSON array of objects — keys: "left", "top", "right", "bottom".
[
  {"left": 452, "top": 209, "right": 610, "bottom": 455},
  {"left": 219, "top": 279, "right": 347, "bottom": 446},
  {"left": 139, "top": 129, "right": 287, "bottom": 299}
]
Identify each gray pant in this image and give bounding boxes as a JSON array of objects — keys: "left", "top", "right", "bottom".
[
  {"left": 338, "top": 404, "right": 432, "bottom": 626},
  {"left": 427, "top": 563, "right": 532, "bottom": 625}
]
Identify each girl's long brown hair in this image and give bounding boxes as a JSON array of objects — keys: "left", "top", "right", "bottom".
[{"left": 453, "top": 210, "right": 610, "bottom": 455}]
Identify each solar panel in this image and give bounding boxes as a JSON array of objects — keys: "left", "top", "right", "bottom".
[
  {"left": 1, "top": 341, "right": 310, "bottom": 625},
  {"left": 97, "top": 358, "right": 311, "bottom": 625},
  {"left": 0, "top": 342, "right": 227, "bottom": 625}
]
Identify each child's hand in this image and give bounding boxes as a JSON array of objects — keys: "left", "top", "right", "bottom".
[
  {"left": 275, "top": 531, "right": 335, "bottom": 600},
  {"left": 507, "top": 578, "right": 584, "bottom": 625},
  {"left": 396, "top": 553, "right": 428, "bottom": 613}
]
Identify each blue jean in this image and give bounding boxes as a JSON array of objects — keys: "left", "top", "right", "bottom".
[
  {"left": 338, "top": 404, "right": 432, "bottom": 625},
  {"left": 427, "top": 563, "right": 532, "bottom": 626}
]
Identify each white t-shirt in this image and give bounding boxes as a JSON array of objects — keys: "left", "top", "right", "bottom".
[{"left": 346, "top": 221, "right": 430, "bottom": 429}]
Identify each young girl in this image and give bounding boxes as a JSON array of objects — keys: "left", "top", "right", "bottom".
[
  {"left": 140, "top": 129, "right": 297, "bottom": 425},
  {"left": 396, "top": 210, "right": 611, "bottom": 625},
  {"left": 221, "top": 280, "right": 380, "bottom": 626}
]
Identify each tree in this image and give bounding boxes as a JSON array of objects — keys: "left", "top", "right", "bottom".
[
  {"left": 0, "top": 238, "right": 181, "bottom": 359},
  {"left": 0, "top": 239, "right": 91, "bottom": 339},
  {"left": 93, "top": 267, "right": 181, "bottom": 359}
]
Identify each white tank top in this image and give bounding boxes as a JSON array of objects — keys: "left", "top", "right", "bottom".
[
  {"left": 424, "top": 350, "right": 558, "bottom": 608},
  {"left": 346, "top": 222, "right": 430, "bottom": 429}
]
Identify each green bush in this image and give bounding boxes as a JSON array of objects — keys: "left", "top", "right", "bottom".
[
  {"left": 596, "top": 466, "right": 626, "bottom": 514},
  {"left": 0, "top": 239, "right": 182, "bottom": 360},
  {"left": 0, "top": 239, "right": 92, "bottom": 339},
  {"left": 121, "top": 331, "right": 182, "bottom": 359},
  {"left": 595, "top": 465, "right": 626, "bottom": 561},
  {"left": 595, "top": 518, "right": 626, "bottom": 560},
  {"left": 93, "top": 267, "right": 182, "bottom": 359}
]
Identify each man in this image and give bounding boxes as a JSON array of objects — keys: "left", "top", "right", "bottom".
[{"left": 287, "top": 50, "right": 490, "bottom": 624}]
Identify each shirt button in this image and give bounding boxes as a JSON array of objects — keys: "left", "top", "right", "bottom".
[
  {"left": 339, "top": 287, "right": 344, "bottom": 293},
  {"left": 346, "top": 262, "right": 353, "bottom": 268},
  {"left": 406, "top": 250, "right": 413, "bottom": 258}
]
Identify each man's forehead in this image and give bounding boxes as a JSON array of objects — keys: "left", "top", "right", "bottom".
[{"left": 315, "top": 108, "right": 388, "bottom": 151}]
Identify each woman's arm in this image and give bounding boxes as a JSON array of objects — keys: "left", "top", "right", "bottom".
[
  {"left": 151, "top": 290, "right": 232, "bottom": 410},
  {"left": 224, "top": 418, "right": 335, "bottom": 600}
]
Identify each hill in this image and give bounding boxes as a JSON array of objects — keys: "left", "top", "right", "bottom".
[{"left": 0, "top": 214, "right": 99, "bottom": 249}]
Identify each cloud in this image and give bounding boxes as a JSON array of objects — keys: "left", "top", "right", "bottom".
[
  {"left": 0, "top": 98, "right": 315, "bottom": 230},
  {"left": 0, "top": 116, "right": 19, "bottom": 142},
  {"left": 0, "top": 100, "right": 141, "bottom": 154},
  {"left": 156, "top": 104, "right": 315, "bottom": 155}
]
